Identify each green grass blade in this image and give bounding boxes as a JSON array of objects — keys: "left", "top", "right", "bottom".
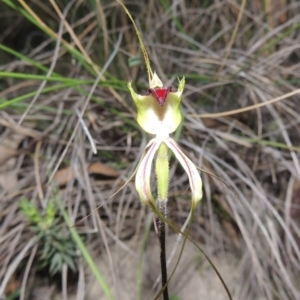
[
  {"left": 0, "top": 83, "right": 75, "bottom": 109},
  {"left": 55, "top": 195, "right": 115, "bottom": 300}
]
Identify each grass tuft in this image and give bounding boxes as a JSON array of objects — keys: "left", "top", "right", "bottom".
[{"left": 1, "top": 0, "right": 300, "bottom": 299}]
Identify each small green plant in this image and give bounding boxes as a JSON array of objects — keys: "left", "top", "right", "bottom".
[{"left": 19, "top": 198, "right": 78, "bottom": 275}]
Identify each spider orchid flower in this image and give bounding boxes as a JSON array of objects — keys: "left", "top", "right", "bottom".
[{"left": 128, "top": 72, "right": 203, "bottom": 208}]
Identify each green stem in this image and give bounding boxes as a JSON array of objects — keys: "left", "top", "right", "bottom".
[{"left": 155, "top": 143, "right": 170, "bottom": 300}]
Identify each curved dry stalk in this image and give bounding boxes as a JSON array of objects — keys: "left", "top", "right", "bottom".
[{"left": 192, "top": 87, "right": 300, "bottom": 118}]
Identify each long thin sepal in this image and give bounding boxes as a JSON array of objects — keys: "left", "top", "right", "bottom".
[
  {"left": 135, "top": 139, "right": 162, "bottom": 205},
  {"left": 116, "top": 0, "right": 153, "bottom": 83},
  {"left": 165, "top": 138, "right": 202, "bottom": 207}
]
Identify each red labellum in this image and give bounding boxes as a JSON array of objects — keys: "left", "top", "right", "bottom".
[{"left": 149, "top": 87, "right": 172, "bottom": 106}]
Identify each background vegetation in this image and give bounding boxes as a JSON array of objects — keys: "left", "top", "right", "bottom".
[{"left": 1, "top": 0, "right": 300, "bottom": 299}]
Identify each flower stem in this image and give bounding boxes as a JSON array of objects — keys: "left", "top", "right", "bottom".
[
  {"left": 156, "top": 143, "right": 169, "bottom": 299},
  {"left": 157, "top": 199, "right": 169, "bottom": 300}
]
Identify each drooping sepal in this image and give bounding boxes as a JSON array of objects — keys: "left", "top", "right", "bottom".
[
  {"left": 164, "top": 138, "right": 202, "bottom": 207},
  {"left": 135, "top": 139, "right": 162, "bottom": 205}
]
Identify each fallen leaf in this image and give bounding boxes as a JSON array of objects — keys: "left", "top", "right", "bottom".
[
  {"left": 53, "top": 167, "right": 74, "bottom": 186},
  {"left": 88, "top": 162, "right": 119, "bottom": 177},
  {"left": 54, "top": 162, "right": 119, "bottom": 186}
]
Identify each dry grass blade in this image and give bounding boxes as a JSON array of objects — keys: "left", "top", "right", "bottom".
[
  {"left": 1, "top": 0, "right": 300, "bottom": 299},
  {"left": 217, "top": 0, "right": 247, "bottom": 75},
  {"left": 48, "top": 32, "right": 123, "bottom": 183},
  {"left": 193, "top": 87, "right": 300, "bottom": 118}
]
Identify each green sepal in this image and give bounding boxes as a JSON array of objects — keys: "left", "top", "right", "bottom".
[{"left": 128, "top": 77, "right": 185, "bottom": 137}]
